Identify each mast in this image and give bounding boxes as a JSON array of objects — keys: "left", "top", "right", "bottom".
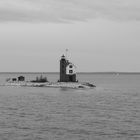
[{"left": 65, "top": 49, "right": 68, "bottom": 60}]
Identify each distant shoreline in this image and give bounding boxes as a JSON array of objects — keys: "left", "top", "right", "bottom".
[{"left": 0, "top": 72, "right": 140, "bottom": 75}]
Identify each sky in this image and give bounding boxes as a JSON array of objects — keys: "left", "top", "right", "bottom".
[{"left": 0, "top": 0, "right": 140, "bottom": 72}]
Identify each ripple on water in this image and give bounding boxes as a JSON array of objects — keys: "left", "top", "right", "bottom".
[{"left": 0, "top": 86, "right": 140, "bottom": 140}]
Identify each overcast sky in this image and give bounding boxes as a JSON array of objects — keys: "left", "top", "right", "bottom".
[{"left": 0, "top": 0, "right": 140, "bottom": 72}]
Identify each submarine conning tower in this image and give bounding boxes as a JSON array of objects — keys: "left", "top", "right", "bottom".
[{"left": 60, "top": 54, "right": 77, "bottom": 82}]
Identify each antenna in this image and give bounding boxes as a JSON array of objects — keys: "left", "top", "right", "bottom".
[{"left": 65, "top": 49, "right": 68, "bottom": 60}]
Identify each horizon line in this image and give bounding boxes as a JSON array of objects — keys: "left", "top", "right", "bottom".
[{"left": 0, "top": 71, "right": 140, "bottom": 74}]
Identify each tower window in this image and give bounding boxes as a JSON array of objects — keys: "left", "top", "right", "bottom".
[
  {"left": 69, "top": 65, "right": 73, "bottom": 68},
  {"left": 69, "top": 70, "right": 73, "bottom": 73}
]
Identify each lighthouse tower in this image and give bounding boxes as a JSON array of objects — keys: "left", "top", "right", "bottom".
[
  {"left": 59, "top": 54, "right": 77, "bottom": 82},
  {"left": 60, "top": 55, "right": 68, "bottom": 82}
]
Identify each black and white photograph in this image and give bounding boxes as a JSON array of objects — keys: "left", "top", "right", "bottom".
[{"left": 0, "top": 0, "right": 140, "bottom": 139}]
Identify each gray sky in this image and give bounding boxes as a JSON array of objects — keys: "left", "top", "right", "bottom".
[{"left": 0, "top": 0, "right": 140, "bottom": 72}]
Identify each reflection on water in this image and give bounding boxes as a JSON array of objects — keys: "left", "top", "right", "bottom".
[{"left": 0, "top": 73, "right": 140, "bottom": 140}]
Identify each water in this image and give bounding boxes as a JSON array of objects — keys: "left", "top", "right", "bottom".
[{"left": 0, "top": 73, "right": 140, "bottom": 140}]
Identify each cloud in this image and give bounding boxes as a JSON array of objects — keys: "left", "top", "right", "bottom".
[{"left": 0, "top": 0, "right": 140, "bottom": 22}]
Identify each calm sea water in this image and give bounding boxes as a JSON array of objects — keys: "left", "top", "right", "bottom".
[{"left": 0, "top": 73, "right": 140, "bottom": 140}]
